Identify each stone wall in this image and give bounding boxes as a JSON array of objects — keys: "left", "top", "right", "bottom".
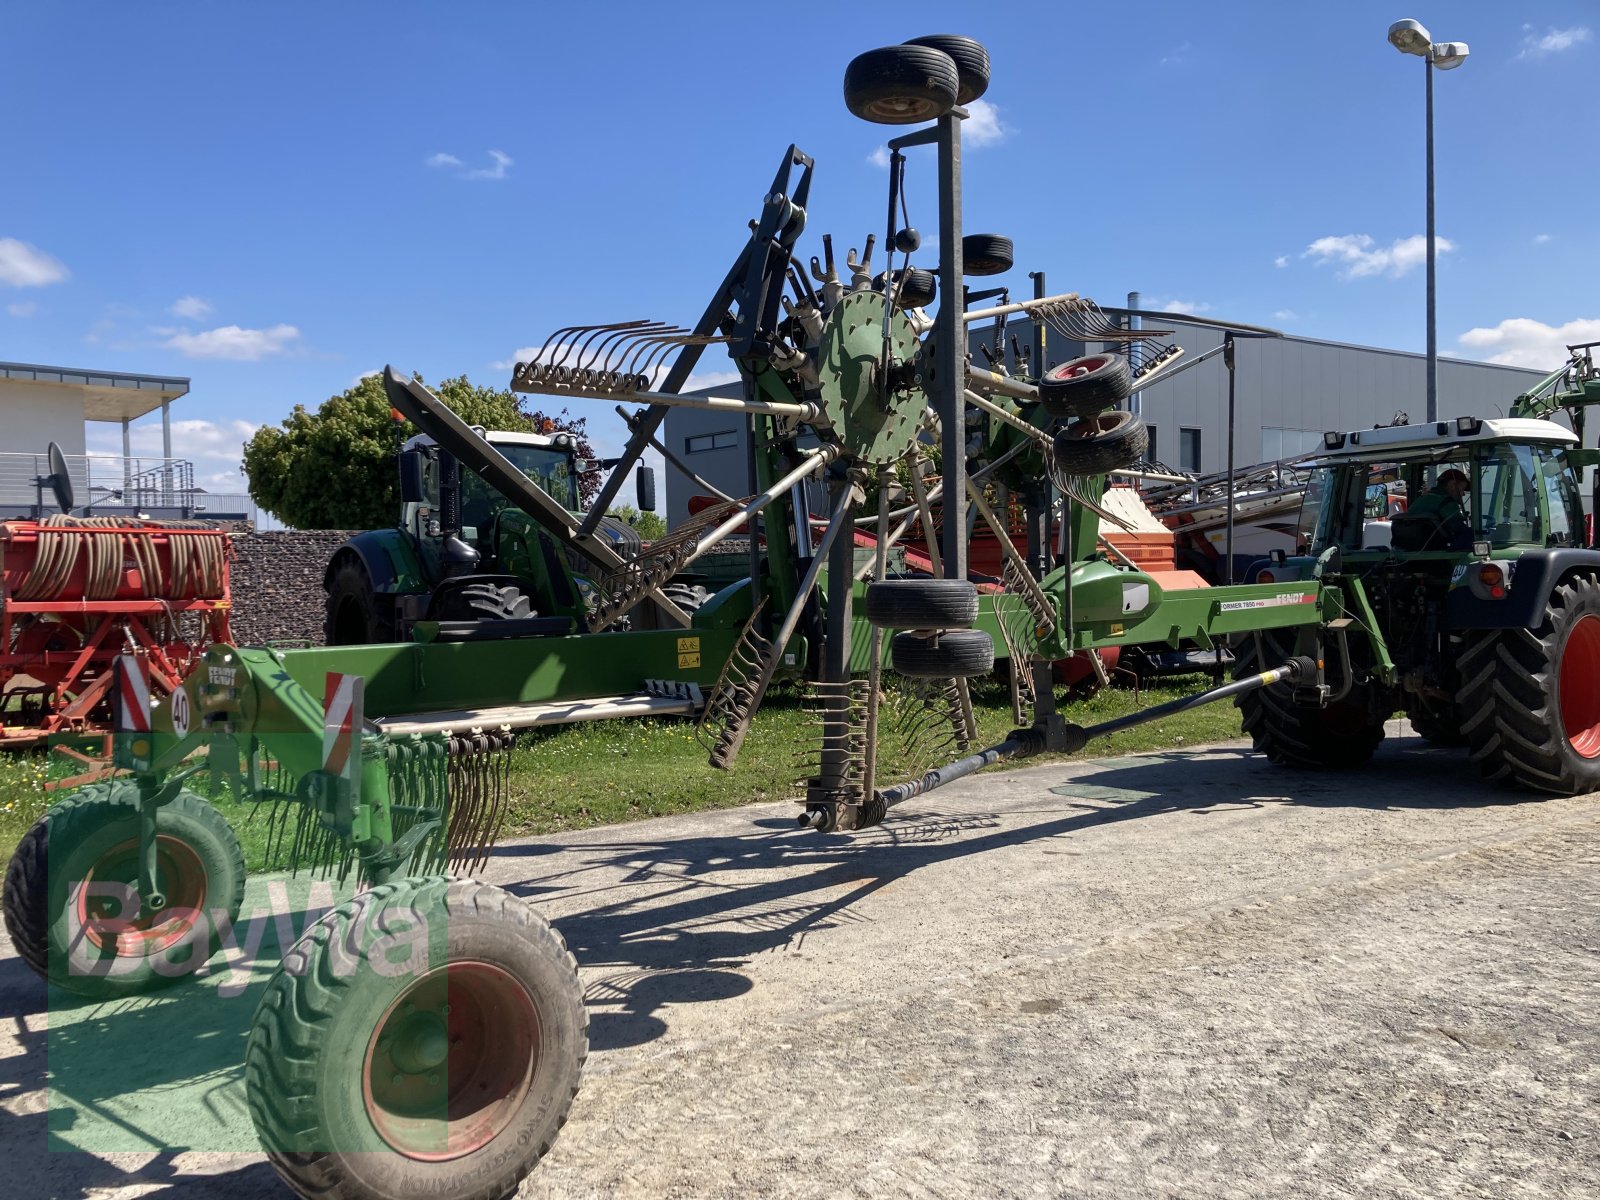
[{"left": 227, "top": 530, "right": 359, "bottom": 648}]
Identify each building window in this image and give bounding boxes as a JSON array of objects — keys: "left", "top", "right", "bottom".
[
  {"left": 1261, "top": 426, "right": 1321, "bottom": 463},
  {"left": 1145, "top": 425, "right": 1157, "bottom": 466},
  {"left": 685, "top": 430, "right": 739, "bottom": 454},
  {"left": 1180, "top": 427, "right": 1202, "bottom": 473}
]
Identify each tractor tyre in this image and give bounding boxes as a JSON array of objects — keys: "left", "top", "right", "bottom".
[
  {"left": 892, "top": 629, "right": 995, "bottom": 679},
  {"left": 247, "top": 876, "right": 587, "bottom": 1200},
  {"left": 1233, "top": 632, "right": 1385, "bottom": 769},
  {"left": 1038, "top": 353, "right": 1133, "bottom": 418},
  {"left": 1050, "top": 411, "right": 1149, "bottom": 477},
  {"left": 961, "top": 233, "right": 1014, "bottom": 277},
  {"left": 864, "top": 579, "right": 980, "bottom": 630},
  {"left": 326, "top": 559, "right": 396, "bottom": 646},
  {"left": 659, "top": 583, "right": 713, "bottom": 616},
  {"left": 875, "top": 267, "right": 937, "bottom": 310},
  {"left": 904, "top": 35, "right": 990, "bottom": 105},
  {"left": 3, "top": 782, "right": 245, "bottom": 998},
  {"left": 1455, "top": 572, "right": 1600, "bottom": 794},
  {"left": 1406, "top": 702, "right": 1465, "bottom": 747},
  {"left": 844, "top": 45, "right": 959, "bottom": 125},
  {"left": 434, "top": 582, "right": 532, "bottom": 622}
]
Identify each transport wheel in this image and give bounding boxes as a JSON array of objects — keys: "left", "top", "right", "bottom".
[
  {"left": 1233, "top": 632, "right": 1384, "bottom": 769},
  {"left": 903, "top": 35, "right": 990, "bottom": 105},
  {"left": 961, "top": 233, "right": 1013, "bottom": 277},
  {"left": 892, "top": 629, "right": 994, "bottom": 679},
  {"left": 1455, "top": 572, "right": 1600, "bottom": 794},
  {"left": 844, "top": 45, "right": 959, "bottom": 125},
  {"left": 875, "top": 267, "right": 937, "bottom": 310},
  {"left": 1038, "top": 353, "right": 1133, "bottom": 418},
  {"left": 3, "top": 782, "right": 245, "bottom": 997},
  {"left": 864, "top": 579, "right": 980, "bottom": 630},
  {"left": 1050, "top": 411, "right": 1149, "bottom": 477},
  {"left": 325, "top": 559, "right": 396, "bottom": 646},
  {"left": 247, "top": 876, "right": 587, "bottom": 1200},
  {"left": 433, "top": 582, "right": 532, "bottom": 622}
]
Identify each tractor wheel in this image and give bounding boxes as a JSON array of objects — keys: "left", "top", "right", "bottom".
[
  {"left": 864, "top": 579, "right": 979, "bottom": 630},
  {"left": 1038, "top": 354, "right": 1133, "bottom": 418},
  {"left": 961, "top": 233, "right": 1014, "bottom": 277},
  {"left": 1455, "top": 572, "right": 1600, "bottom": 794},
  {"left": 1050, "top": 411, "right": 1149, "bottom": 477},
  {"left": 326, "top": 559, "right": 396, "bottom": 646},
  {"left": 659, "top": 582, "right": 713, "bottom": 616},
  {"left": 247, "top": 876, "right": 587, "bottom": 1200},
  {"left": 892, "top": 629, "right": 994, "bottom": 679},
  {"left": 843, "top": 45, "right": 959, "bottom": 125},
  {"left": 875, "top": 267, "right": 937, "bottom": 310},
  {"left": 904, "top": 35, "right": 990, "bottom": 105},
  {"left": 1233, "top": 632, "right": 1385, "bottom": 769},
  {"left": 3, "top": 782, "right": 245, "bottom": 998},
  {"left": 434, "top": 582, "right": 532, "bottom": 622}
]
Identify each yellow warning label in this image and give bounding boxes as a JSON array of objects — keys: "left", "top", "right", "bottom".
[
  {"left": 677, "top": 636, "right": 700, "bottom": 654},
  {"left": 678, "top": 652, "right": 702, "bottom": 668}
]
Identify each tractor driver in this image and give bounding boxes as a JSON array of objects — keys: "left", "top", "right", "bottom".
[{"left": 1407, "top": 467, "right": 1471, "bottom": 549}]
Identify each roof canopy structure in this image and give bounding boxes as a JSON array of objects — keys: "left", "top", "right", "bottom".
[{"left": 0, "top": 360, "right": 189, "bottom": 424}]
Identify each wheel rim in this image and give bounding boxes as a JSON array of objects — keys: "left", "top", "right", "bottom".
[
  {"left": 75, "top": 835, "right": 209, "bottom": 956},
  {"left": 1559, "top": 613, "right": 1600, "bottom": 758},
  {"left": 861, "top": 94, "right": 947, "bottom": 123},
  {"left": 362, "top": 961, "right": 542, "bottom": 1161}
]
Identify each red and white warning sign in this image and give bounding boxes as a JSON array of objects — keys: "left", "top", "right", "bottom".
[
  {"left": 322, "top": 672, "right": 365, "bottom": 781},
  {"left": 114, "top": 655, "right": 152, "bottom": 735}
]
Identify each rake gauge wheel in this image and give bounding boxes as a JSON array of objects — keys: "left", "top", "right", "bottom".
[
  {"left": 961, "top": 233, "right": 1013, "bottom": 277},
  {"left": 844, "top": 45, "right": 960, "bottom": 125},
  {"left": 875, "top": 267, "right": 937, "bottom": 311},
  {"left": 1038, "top": 353, "right": 1133, "bottom": 418},
  {"left": 865, "top": 579, "right": 980, "bottom": 630},
  {"left": 1050, "top": 410, "right": 1149, "bottom": 477},
  {"left": 903, "top": 35, "right": 991, "bottom": 105},
  {"left": 892, "top": 629, "right": 995, "bottom": 679}
]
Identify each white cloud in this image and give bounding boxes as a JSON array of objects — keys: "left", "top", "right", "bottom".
[
  {"left": 1160, "top": 299, "right": 1211, "bottom": 315},
  {"left": 1303, "top": 232, "right": 1451, "bottom": 279},
  {"left": 0, "top": 238, "right": 69, "bottom": 287},
  {"left": 684, "top": 369, "right": 743, "bottom": 391},
  {"left": 963, "top": 99, "right": 1006, "bottom": 148},
  {"left": 1272, "top": 309, "right": 1297, "bottom": 321},
  {"left": 171, "top": 295, "right": 213, "bottom": 319},
  {"left": 7, "top": 300, "right": 38, "bottom": 317},
  {"left": 867, "top": 145, "right": 891, "bottom": 169},
  {"left": 164, "top": 323, "right": 301, "bottom": 361},
  {"left": 1534, "top": 233, "right": 1552, "bottom": 245},
  {"left": 490, "top": 345, "right": 542, "bottom": 373},
  {"left": 426, "top": 152, "right": 463, "bottom": 168},
  {"left": 429, "top": 149, "right": 512, "bottom": 181},
  {"left": 1457, "top": 316, "right": 1600, "bottom": 369},
  {"left": 86, "top": 417, "right": 258, "bottom": 486},
  {"left": 1160, "top": 41, "right": 1191, "bottom": 66},
  {"left": 1274, "top": 255, "right": 1289, "bottom": 268},
  {"left": 467, "top": 150, "right": 513, "bottom": 181},
  {"left": 1518, "top": 25, "right": 1591, "bottom": 59}
]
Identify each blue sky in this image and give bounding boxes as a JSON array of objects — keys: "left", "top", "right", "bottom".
[{"left": 3, "top": 2, "right": 1596, "bottom": 517}]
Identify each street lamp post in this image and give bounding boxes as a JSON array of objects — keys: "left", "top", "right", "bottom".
[{"left": 1387, "top": 18, "right": 1469, "bottom": 426}]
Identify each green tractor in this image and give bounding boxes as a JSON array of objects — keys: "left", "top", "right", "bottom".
[{"left": 1233, "top": 343, "right": 1600, "bottom": 792}]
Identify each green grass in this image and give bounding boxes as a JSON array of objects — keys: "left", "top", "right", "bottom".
[{"left": 0, "top": 675, "right": 1244, "bottom": 865}]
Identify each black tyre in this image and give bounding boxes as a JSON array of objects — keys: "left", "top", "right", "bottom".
[
  {"left": 3, "top": 782, "right": 245, "bottom": 998},
  {"left": 864, "top": 578, "right": 980, "bottom": 630},
  {"left": 1233, "top": 632, "right": 1384, "bottom": 769},
  {"left": 1038, "top": 353, "right": 1133, "bottom": 418},
  {"left": 844, "top": 45, "right": 959, "bottom": 125},
  {"left": 1050, "top": 411, "right": 1149, "bottom": 476},
  {"left": 660, "top": 582, "right": 713, "bottom": 615},
  {"left": 247, "top": 877, "right": 587, "bottom": 1200},
  {"left": 892, "top": 629, "right": 995, "bottom": 679},
  {"left": 326, "top": 558, "right": 396, "bottom": 646},
  {"left": 433, "top": 582, "right": 532, "bottom": 622},
  {"left": 875, "top": 267, "right": 937, "bottom": 310},
  {"left": 1406, "top": 702, "right": 1465, "bottom": 747},
  {"left": 1456, "top": 571, "right": 1600, "bottom": 794},
  {"left": 904, "top": 35, "right": 990, "bottom": 105},
  {"left": 962, "top": 233, "right": 1013, "bottom": 277}
]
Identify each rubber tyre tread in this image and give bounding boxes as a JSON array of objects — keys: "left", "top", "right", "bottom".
[
  {"left": 1233, "top": 633, "right": 1384, "bottom": 769},
  {"left": 1038, "top": 354, "right": 1133, "bottom": 418},
  {"left": 435, "top": 582, "right": 532, "bottom": 622},
  {"left": 876, "top": 268, "right": 937, "bottom": 310},
  {"left": 1051, "top": 411, "right": 1149, "bottom": 476},
  {"left": 892, "top": 629, "right": 994, "bottom": 679},
  {"left": 962, "top": 233, "right": 1013, "bottom": 277},
  {"left": 1407, "top": 706, "right": 1466, "bottom": 747},
  {"left": 844, "top": 45, "right": 959, "bottom": 125},
  {"left": 864, "top": 579, "right": 980, "bottom": 630},
  {"left": 1453, "top": 571, "right": 1600, "bottom": 795},
  {"left": 247, "top": 876, "right": 589, "bottom": 1200},
  {"left": 3, "top": 783, "right": 246, "bottom": 997},
  {"left": 903, "top": 35, "right": 991, "bottom": 104},
  {"left": 325, "top": 559, "right": 396, "bottom": 646}
]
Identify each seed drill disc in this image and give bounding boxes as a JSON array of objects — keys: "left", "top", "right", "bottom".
[{"left": 816, "top": 290, "right": 927, "bottom": 466}]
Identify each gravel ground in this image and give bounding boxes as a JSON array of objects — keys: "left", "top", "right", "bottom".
[{"left": 3, "top": 725, "right": 1597, "bottom": 1199}]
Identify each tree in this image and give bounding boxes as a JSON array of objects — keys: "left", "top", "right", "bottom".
[
  {"left": 242, "top": 373, "right": 599, "bottom": 529},
  {"left": 608, "top": 505, "right": 668, "bottom": 541}
]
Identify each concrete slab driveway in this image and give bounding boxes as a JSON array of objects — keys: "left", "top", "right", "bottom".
[{"left": 4, "top": 727, "right": 1598, "bottom": 1198}]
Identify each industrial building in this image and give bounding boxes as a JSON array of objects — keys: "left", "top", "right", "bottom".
[{"left": 662, "top": 306, "right": 1550, "bottom": 528}]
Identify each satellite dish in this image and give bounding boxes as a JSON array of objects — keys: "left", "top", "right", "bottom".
[{"left": 46, "top": 442, "right": 74, "bottom": 514}]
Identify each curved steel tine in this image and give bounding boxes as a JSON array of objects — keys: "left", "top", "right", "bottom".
[
  {"left": 591, "top": 322, "right": 666, "bottom": 374},
  {"left": 552, "top": 319, "right": 651, "bottom": 369},
  {"left": 621, "top": 328, "right": 691, "bottom": 379}
]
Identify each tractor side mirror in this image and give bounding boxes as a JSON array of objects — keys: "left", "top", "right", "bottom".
[
  {"left": 398, "top": 449, "right": 427, "bottom": 503},
  {"left": 636, "top": 466, "right": 657, "bottom": 513}
]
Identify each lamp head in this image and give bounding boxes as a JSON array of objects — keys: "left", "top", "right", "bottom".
[
  {"left": 1431, "top": 41, "right": 1470, "bottom": 69},
  {"left": 1387, "top": 18, "right": 1433, "bottom": 56}
]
